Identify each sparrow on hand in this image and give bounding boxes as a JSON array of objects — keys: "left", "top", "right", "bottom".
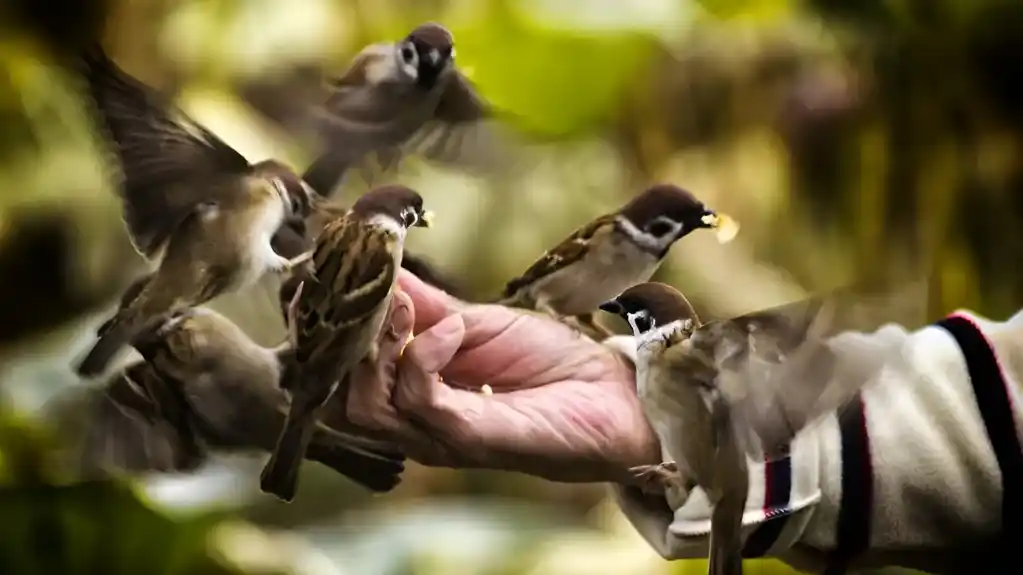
[
  {"left": 73, "top": 46, "right": 315, "bottom": 377},
  {"left": 499, "top": 184, "right": 738, "bottom": 340},
  {"left": 260, "top": 185, "right": 432, "bottom": 501},
  {"left": 600, "top": 281, "right": 918, "bottom": 575}
]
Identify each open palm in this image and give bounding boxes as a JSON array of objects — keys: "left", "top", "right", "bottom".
[{"left": 342, "top": 270, "right": 661, "bottom": 484}]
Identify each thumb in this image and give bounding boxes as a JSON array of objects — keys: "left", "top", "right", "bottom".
[
  {"left": 403, "top": 313, "right": 465, "bottom": 374},
  {"left": 397, "top": 269, "right": 463, "bottom": 334}
]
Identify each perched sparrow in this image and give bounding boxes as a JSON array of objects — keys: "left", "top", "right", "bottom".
[
  {"left": 260, "top": 185, "right": 432, "bottom": 501},
  {"left": 73, "top": 46, "right": 315, "bottom": 377},
  {"left": 499, "top": 184, "right": 738, "bottom": 339},
  {"left": 49, "top": 307, "right": 407, "bottom": 489},
  {"left": 272, "top": 199, "right": 463, "bottom": 318},
  {"left": 301, "top": 22, "right": 501, "bottom": 195},
  {"left": 600, "top": 282, "right": 916, "bottom": 575}
]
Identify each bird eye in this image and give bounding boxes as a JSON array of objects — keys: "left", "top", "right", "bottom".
[
  {"left": 401, "top": 208, "right": 418, "bottom": 228},
  {"left": 401, "top": 44, "right": 417, "bottom": 64},
  {"left": 645, "top": 218, "right": 677, "bottom": 238},
  {"left": 627, "top": 311, "right": 655, "bottom": 335}
]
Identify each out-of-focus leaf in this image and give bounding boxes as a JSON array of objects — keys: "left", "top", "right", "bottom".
[
  {"left": 447, "top": 0, "right": 659, "bottom": 137},
  {"left": 695, "top": 0, "right": 795, "bottom": 22},
  {"left": 0, "top": 35, "right": 139, "bottom": 355}
]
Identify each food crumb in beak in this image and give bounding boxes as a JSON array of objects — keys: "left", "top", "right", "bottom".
[{"left": 701, "top": 212, "right": 740, "bottom": 244}]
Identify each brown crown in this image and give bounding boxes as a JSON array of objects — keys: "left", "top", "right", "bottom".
[
  {"left": 618, "top": 184, "right": 708, "bottom": 227},
  {"left": 406, "top": 22, "right": 454, "bottom": 50},
  {"left": 351, "top": 184, "right": 425, "bottom": 223},
  {"left": 605, "top": 282, "right": 701, "bottom": 326}
]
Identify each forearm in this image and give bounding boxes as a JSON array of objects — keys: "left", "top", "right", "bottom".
[{"left": 603, "top": 311, "right": 1022, "bottom": 573}]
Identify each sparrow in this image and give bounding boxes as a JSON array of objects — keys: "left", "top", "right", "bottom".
[
  {"left": 499, "top": 184, "right": 739, "bottom": 340},
  {"left": 599, "top": 282, "right": 920, "bottom": 575},
  {"left": 260, "top": 184, "right": 432, "bottom": 502},
  {"left": 272, "top": 199, "right": 463, "bottom": 320},
  {"left": 72, "top": 45, "right": 315, "bottom": 377},
  {"left": 300, "top": 22, "right": 502, "bottom": 195},
  {"left": 49, "top": 307, "right": 406, "bottom": 490}
]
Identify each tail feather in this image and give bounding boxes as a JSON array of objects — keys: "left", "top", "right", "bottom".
[
  {"left": 709, "top": 501, "right": 745, "bottom": 575},
  {"left": 306, "top": 437, "right": 405, "bottom": 492},
  {"left": 260, "top": 415, "right": 315, "bottom": 502}
]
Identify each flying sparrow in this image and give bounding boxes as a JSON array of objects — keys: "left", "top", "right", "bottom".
[
  {"left": 49, "top": 307, "right": 407, "bottom": 489},
  {"left": 600, "top": 282, "right": 917, "bottom": 575},
  {"left": 300, "top": 22, "right": 505, "bottom": 195},
  {"left": 73, "top": 46, "right": 315, "bottom": 377},
  {"left": 260, "top": 184, "right": 432, "bottom": 502},
  {"left": 499, "top": 184, "right": 738, "bottom": 340}
]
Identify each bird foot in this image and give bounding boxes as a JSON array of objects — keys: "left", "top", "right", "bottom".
[
  {"left": 275, "top": 251, "right": 314, "bottom": 275},
  {"left": 284, "top": 281, "right": 304, "bottom": 347},
  {"left": 630, "top": 461, "right": 682, "bottom": 494}
]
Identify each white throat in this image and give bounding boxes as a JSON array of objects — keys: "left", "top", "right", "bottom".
[
  {"left": 614, "top": 214, "right": 681, "bottom": 255},
  {"left": 637, "top": 318, "right": 692, "bottom": 350},
  {"left": 364, "top": 213, "right": 407, "bottom": 240}
]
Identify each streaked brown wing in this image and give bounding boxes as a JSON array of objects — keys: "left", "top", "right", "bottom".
[
  {"left": 294, "top": 217, "right": 396, "bottom": 366},
  {"left": 79, "top": 46, "right": 252, "bottom": 259},
  {"left": 502, "top": 215, "right": 616, "bottom": 298}
]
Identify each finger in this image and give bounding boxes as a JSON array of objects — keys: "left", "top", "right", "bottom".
[
  {"left": 346, "top": 291, "right": 415, "bottom": 434},
  {"left": 397, "top": 269, "right": 463, "bottom": 334},
  {"left": 403, "top": 313, "right": 465, "bottom": 374}
]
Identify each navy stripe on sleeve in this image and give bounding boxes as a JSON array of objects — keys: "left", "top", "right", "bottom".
[
  {"left": 824, "top": 394, "right": 872, "bottom": 575},
  {"left": 937, "top": 314, "right": 1022, "bottom": 560}
]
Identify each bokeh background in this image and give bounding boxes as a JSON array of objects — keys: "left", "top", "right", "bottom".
[{"left": 2, "top": 0, "right": 1020, "bottom": 572}]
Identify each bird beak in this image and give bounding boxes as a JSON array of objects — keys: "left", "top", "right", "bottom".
[
  {"left": 599, "top": 300, "right": 623, "bottom": 315},
  {"left": 417, "top": 210, "right": 434, "bottom": 228},
  {"left": 429, "top": 48, "right": 441, "bottom": 65},
  {"left": 700, "top": 211, "right": 740, "bottom": 244}
]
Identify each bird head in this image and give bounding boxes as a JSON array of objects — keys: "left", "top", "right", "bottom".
[
  {"left": 615, "top": 184, "right": 739, "bottom": 258},
  {"left": 397, "top": 22, "right": 456, "bottom": 89},
  {"left": 600, "top": 282, "right": 700, "bottom": 339},
  {"left": 350, "top": 184, "right": 433, "bottom": 232},
  {"left": 251, "top": 160, "right": 315, "bottom": 219}
]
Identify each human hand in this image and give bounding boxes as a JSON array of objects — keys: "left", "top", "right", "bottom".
[{"left": 342, "top": 270, "right": 662, "bottom": 484}]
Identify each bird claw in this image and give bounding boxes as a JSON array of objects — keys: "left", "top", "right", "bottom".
[
  {"left": 285, "top": 281, "right": 304, "bottom": 347},
  {"left": 630, "top": 461, "right": 682, "bottom": 494},
  {"left": 274, "top": 251, "right": 314, "bottom": 275}
]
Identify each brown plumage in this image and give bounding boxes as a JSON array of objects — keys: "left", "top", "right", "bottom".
[
  {"left": 49, "top": 307, "right": 406, "bottom": 489},
  {"left": 260, "top": 185, "right": 431, "bottom": 502},
  {"left": 499, "top": 184, "right": 733, "bottom": 339},
  {"left": 73, "top": 45, "right": 314, "bottom": 377},
  {"left": 298, "top": 22, "right": 507, "bottom": 195},
  {"left": 601, "top": 281, "right": 927, "bottom": 574},
  {"left": 273, "top": 198, "right": 463, "bottom": 321}
]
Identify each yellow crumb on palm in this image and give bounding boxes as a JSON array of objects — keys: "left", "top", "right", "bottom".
[{"left": 481, "top": 384, "right": 493, "bottom": 396}]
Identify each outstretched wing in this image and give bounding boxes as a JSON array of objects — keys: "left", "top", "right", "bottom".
[
  {"left": 698, "top": 281, "right": 929, "bottom": 460},
  {"left": 45, "top": 364, "right": 208, "bottom": 477},
  {"left": 78, "top": 45, "right": 252, "bottom": 258}
]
